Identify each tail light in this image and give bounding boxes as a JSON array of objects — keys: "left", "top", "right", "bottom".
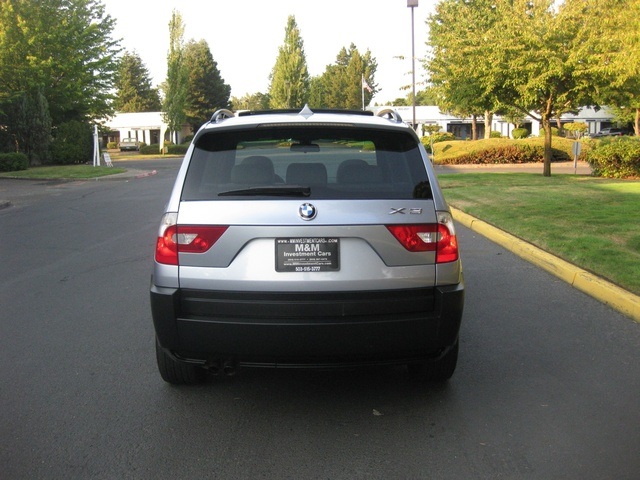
[
  {"left": 386, "top": 212, "right": 459, "bottom": 263},
  {"left": 155, "top": 213, "right": 228, "bottom": 265}
]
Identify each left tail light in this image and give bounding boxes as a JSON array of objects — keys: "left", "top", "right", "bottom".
[
  {"left": 155, "top": 213, "right": 228, "bottom": 265},
  {"left": 386, "top": 211, "right": 459, "bottom": 263}
]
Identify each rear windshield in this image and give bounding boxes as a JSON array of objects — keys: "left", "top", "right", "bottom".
[{"left": 181, "top": 126, "right": 431, "bottom": 200}]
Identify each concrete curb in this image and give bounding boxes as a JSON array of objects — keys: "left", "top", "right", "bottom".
[{"left": 451, "top": 207, "right": 640, "bottom": 323}]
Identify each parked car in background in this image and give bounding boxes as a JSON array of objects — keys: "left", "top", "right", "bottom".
[
  {"left": 150, "top": 106, "right": 464, "bottom": 385},
  {"left": 119, "top": 138, "right": 140, "bottom": 151},
  {"left": 591, "top": 128, "right": 626, "bottom": 137}
]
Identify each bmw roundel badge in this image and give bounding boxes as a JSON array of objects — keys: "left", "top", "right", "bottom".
[{"left": 299, "top": 203, "right": 317, "bottom": 221}]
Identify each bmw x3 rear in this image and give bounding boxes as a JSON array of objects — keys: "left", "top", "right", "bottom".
[{"left": 150, "top": 106, "right": 464, "bottom": 384}]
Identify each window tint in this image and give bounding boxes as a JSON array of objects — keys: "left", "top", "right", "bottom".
[{"left": 182, "top": 126, "right": 431, "bottom": 200}]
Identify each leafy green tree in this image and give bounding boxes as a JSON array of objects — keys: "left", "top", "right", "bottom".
[
  {"left": 568, "top": 0, "right": 640, "bottom": 136},
  {"left": 481, "top": 0, "right": 608, "bottom": 176},
  {"left": 426, "top": 0, "right": 501, "bottom": 140},
  {"left": 319, "top": 44, "right": 377, "bottom": 110},
  {"left": 162, "top": 10, "right": 188, "bottom": 143},
  {"left": 114, "top": 51, "right": 161, "bottom": 113},
  {"left": 429, "top": 0, "right": 632, "bottom": 175},
  {"left": 231, "top": 92, "right": 270, "bottom": 111},
  {"left": 0, "top": 0, "right": 120, "bottom": 132},
  {"left": 415, "top": 88, "right": 439, "bottom": 106},
  {"left": 268, "top": 16, "right": 309, "bottom": 109},
  {"left": 183, "top": 39, "right": 231, "bottom": 132}
]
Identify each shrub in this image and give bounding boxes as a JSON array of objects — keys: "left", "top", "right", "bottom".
[
  {"left": 140, "top": 144, "right": 161, "bottom": 154},
  {"left": 51, "top": 120, "right": 93, "bottom": 164},
  {"left": 490, "top": 131, "right": 502, "bottom": 138},
  {"left": 107, "top": 141, "right": 118, "bottom": 149},
  {"left": 512, "top": 128, "right": 529, "bottom": 139},
  {"left": 540, "top": 126, "right": 560, "bottom": 137},
  {"left": 438, "top": 143, "right": 571, "bottom": 165},
  {"left": 586, "top": 137, "right": 640, "bottom": 178},
  {"left": 421, "top": 132, "right": 456, "bottom": 152},
  {"left": 166, "top": 144, "right": 188, "bottom": 155},
  {"left": 0, "top": 152, "right": 29, "bottom": 172}
]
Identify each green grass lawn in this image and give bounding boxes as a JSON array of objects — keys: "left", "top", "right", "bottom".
[
  {"left": 0, "top": 165, "right": 126, "bottom": 179},
  {"left": 438, "top": 173, "right": 640, "bottom": 295}
]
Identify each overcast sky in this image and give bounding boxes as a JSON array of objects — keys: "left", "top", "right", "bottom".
[{"left": 102, "top": 0, "right": 434, "bottom": 104}]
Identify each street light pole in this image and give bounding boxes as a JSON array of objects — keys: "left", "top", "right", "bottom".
[{"left": 408, "top": 0, "right": 418, "bottom": 130}]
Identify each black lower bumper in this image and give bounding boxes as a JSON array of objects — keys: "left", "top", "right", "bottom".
[{"left": 151, "top": 282, "right": 464, "bottom": 367}]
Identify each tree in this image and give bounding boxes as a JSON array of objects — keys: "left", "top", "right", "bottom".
[
  {"left": 114, "top": 51, "right": 161, "bottom": 113},
  {"left": 427, "top": 0, "right": 632, "bottom": 176},
  {"left": 482, "top": 0, "right": 608, "bottom": 176},
  {"left": 0, "top": 0, "right": 119, "bottom": 164},
  {"left": 426, "top": 0, "right": 501, "bottom": 140},
  {"left": 11, "top": 87, "right": 51, "bottom": 164},
  {"left": 318, "top": 44, "right": 378, "bottom": 110},
  {"left": 308, "top": 76, "right": 325, "bottom": 109},
  {"left": 0, "top": 0, "right": 120, "bottom": 126},
  {"left": 268, "top": 16, "right": 309, "bottom": 109},
  {"left": 231, "top": 92, "right": 270, "bottom": 111},
  {"left": 183, "top": 39, "right": 231, "bottom": 132},
  {"left": 162, "top": 10, "right": 188, "bottom": 143},
  {"left": 567, "top": 0, "right": 640, "bottom": 136}
]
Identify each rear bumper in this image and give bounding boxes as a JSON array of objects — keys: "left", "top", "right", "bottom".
[{"left": 150, "top": 280, "right": 464, "bottom": 368}]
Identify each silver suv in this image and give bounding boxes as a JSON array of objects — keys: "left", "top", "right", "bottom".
[{"left": 150, "top": 106, "right": 464, "bottom": 384}]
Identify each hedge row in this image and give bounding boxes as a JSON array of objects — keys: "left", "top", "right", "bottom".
[
  {"left": 138, "top": 143, "right": 189, "bottom": 155},
  {"left": 436, "top": 144, "right": 571, "bottom": 165},
  {"left": 140, "top": 144, "right": 162, "bottom": 154},
  {"left": 586, "top": 137, "right": 640, "bottom": 179},
  {"left": 0, "top": 152, "right": 29, "bottom": 172}
]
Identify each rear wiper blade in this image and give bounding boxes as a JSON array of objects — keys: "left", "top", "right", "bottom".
[{"left": 218, "top": 185, "right": 311, "bottom": 197}]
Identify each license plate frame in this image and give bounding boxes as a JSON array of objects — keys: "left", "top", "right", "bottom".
[{"left": 275, "top": 237, "right": 340, "bottom": 272}]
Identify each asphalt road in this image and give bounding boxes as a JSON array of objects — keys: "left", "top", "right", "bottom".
[{"left": 1, "top": 159, "right": 639, "bottom": 479}]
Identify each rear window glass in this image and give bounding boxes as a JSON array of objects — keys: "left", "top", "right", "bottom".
[{"left": 181, "top": 126, "right": 431, "bottom": 200}]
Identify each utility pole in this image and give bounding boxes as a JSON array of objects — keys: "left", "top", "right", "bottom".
[{"left": 408, "top": 0, "right": 418, "bottom": 130}]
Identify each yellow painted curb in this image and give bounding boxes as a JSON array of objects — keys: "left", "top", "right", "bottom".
[{"left": 451, "top": 207, "right": 640, "bottom": 323}]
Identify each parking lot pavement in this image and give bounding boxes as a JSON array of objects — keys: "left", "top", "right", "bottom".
[{"left": 0, "top": 169, "right": 155, "bottom": 210}]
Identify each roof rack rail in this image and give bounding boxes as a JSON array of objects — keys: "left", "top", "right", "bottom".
[
  {"left": 237, "top": 108, "right": 374, "bottom": 117},
  {"left": 376, "top": 108, "right": 403, "bottom": 123},
  {"left": 210, "top": 109, "right": 235, "bottom": 123}
]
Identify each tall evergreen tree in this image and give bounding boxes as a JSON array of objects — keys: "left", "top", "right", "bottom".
[
  {"left": 268, "top": 16, "right": 309, "bottom": 109},
  {"left": 114, "top": 51, "right": 161, "bottom": 113},
  {"left": 162, "top": 10, "right": 188, "bottom": 143},
  {"left": 12, "top": 87, "right": 51, "bottom": 164},
  {"left": 183, "top": 39, "right": 231, "bottom": 132},
  {"left": 318, "top": 44, "right": 377, "bottom": 110}
]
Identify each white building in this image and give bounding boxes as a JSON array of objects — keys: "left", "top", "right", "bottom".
[
  {"left": 102, "top": 112, "right": 190, "bottom": 146},
  {"left": 371, "top": 105, "right": 616, "bottom": 138}
]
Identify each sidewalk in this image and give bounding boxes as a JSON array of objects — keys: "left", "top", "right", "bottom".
[{"left": 435, "top": 160, "right": 592, "bottom": 175}]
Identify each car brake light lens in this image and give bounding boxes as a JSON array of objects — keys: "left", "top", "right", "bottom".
[
  {"left": 155, "top": 213, "right": 228, "bottom": 265},
  {"left": 386, "top": 212, "right": 458, "bottom": 263}
]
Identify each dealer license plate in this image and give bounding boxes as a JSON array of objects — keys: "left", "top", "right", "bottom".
[{"left": 276, "top": 237, "right": 340, "bottom": 272}]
